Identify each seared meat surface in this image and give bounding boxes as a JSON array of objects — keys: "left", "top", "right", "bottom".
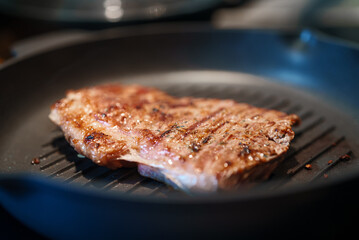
[{"left": 49, "top": 84, "right": 300, "bottom": 192}]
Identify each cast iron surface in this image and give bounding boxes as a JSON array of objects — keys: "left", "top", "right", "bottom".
[{"left": 0, "top": 27, "right": 359, "bottom": 239}]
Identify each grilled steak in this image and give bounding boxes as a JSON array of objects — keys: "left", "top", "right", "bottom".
[{"left": 49, "top": 84, "right": 300, "bottom": 193}]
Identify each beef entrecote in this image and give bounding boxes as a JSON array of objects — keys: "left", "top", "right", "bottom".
[{"left": 49, "top": 84, "right": 300, "bottom": 192}]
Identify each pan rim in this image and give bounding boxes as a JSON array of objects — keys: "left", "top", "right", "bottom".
[{"left": 2, "top": 23, "right": 359, "bottom": 71}]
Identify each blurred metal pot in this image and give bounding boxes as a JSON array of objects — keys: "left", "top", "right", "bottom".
[{"left": 0, "top": 0, "right": 220, "bottom": 22}]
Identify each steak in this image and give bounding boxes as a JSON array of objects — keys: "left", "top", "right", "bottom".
[{"left": 49, "top": 84, "right": 300, "bottom": 193}]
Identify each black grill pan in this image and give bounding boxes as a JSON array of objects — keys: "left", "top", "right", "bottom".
[{"left": 0, "top": 25, "right": 359, "bottom": 239}]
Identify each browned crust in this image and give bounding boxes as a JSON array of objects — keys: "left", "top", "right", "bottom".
[{"left": 50, "top": 84, "right": 300, "bottom": 191}]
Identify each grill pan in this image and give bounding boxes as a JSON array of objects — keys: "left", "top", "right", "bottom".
[{"left": 0, "top": 25, "right": 359, "bottom": 239}]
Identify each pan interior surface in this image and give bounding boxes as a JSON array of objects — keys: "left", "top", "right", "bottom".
[{"left": 1, "top": 70, "right": 358, "bottom": 198}]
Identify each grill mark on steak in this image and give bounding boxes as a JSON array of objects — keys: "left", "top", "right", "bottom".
[
  {"left": 154, "top": 110, "right": 173, "bottom": 123},
  {"left": 183, "top": 108, "right": 225, "bottom": 139},
  {"left": 160, "top": 124, "right": 178, "bottom": 138},
  {"left": 210, "top": 120, "right": 230, "bottom": 135},
  {"left": 201, "top": 135, "right": 211, "bottom": 144},
  {"left": 49, "top": 84, "right": 300, "bottom": 193}
]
